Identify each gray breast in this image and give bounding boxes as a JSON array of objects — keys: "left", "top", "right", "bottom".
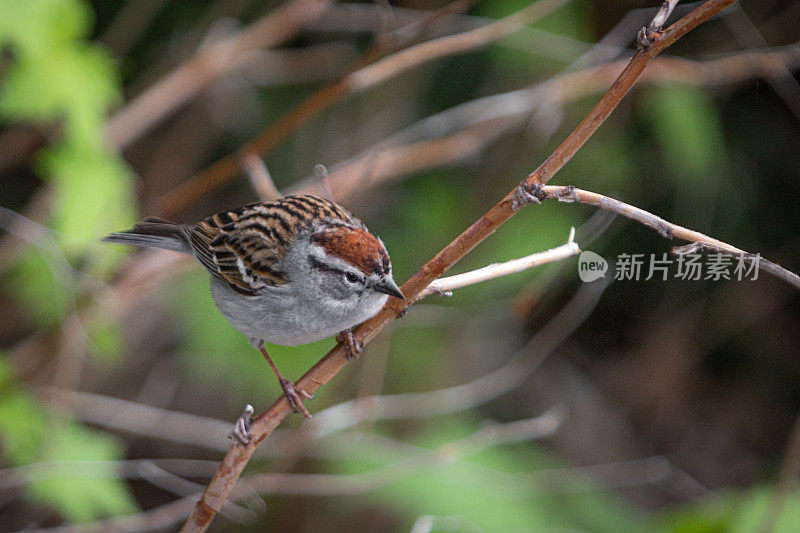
[{"left": 208, "top": 277, "right": 387, "bottom": 346}]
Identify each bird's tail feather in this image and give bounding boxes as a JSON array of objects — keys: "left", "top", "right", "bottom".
[{"left": 102, "top": 217, "right": 192, "bottom": 254}]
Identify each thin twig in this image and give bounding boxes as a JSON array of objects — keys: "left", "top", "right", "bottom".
[
  {"left": 416, "top": 227, "right": 580, "bottom": 299},
  {"left": 346, "top": 0, "right": 570, "bottom": 90},
  {"left": 36, "top": 453, "right": 687, "bottom": 533},
  {"left": 288, "top": 119, "right": 513, "bottom": 199},
  {"left": 674, "top": 242, "right": 800, "bottom": 291},
  {"left": 0, "top": 458, "right": 218, "bottom": 491},
  {"left": 285, "top": 42, "right": 800, "bottom": 199},
  {"left": 242, "top": 155, "right": 282, "bottom": 201},
  {"left": 246, "top": 407, "right": 566, "bottom": 495},
  {"left": 43, "top": 387, "right": 241, "bottom": 453},
  {"left": 637, "top": 0, "right": 680, "bottom": 49},
  {"left": 26, "top": 498, "right": 198, "bottom": 533},
  {"left": 538, "top": 185, "right": 800, "bottom": 291},
  {"left": 525, "top": 1, "right": 739, "bottom": 191},
  {"left": 181, "top": 3, "right": 739, "bottom": 530},
  {"left": 312, "top": 2, "right": 605, "bottom": 62}
]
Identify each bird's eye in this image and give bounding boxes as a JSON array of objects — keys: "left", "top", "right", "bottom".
[{"left": 344, "top": 272, "right": 360, "bottom": 284}]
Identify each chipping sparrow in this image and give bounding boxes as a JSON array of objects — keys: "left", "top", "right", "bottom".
[{"left": 103, "top": 194, "right": 404, "bottom": 427}]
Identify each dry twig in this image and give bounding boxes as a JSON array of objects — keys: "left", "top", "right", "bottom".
[
  {"left": 530, "top": 185, "right": 800, "bottom": 291},
  {"left": 672, "top": 242, "right": 800, "bottom": 291},
  {"left": 241, "top": 155, "right": 282, "bottom": 201},
  {"left": 637, "top": 0, "right": 680, "bottom": 49},
  {"left": 417, "top": 227, "right": 580, "bottom": 299}
]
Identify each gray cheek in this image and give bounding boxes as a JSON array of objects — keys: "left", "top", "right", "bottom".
[{"left": 306, "top": 269, "right": 349, "bottom": 300}]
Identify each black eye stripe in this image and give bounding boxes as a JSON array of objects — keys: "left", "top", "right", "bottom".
[
  {"left": 309, "top": 256, "right": 340, "bottom": 275},
  {"left": 309, "top": 256, "right": 363, "bottom": 283}
]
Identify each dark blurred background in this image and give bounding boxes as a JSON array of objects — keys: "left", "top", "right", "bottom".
[{"left": 1, "top": 0, "right": 799, "bottom": 531}]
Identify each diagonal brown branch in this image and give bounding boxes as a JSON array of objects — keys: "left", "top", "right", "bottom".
[{"left": 180, "top": 1, "right": 740, "bottom": 531}]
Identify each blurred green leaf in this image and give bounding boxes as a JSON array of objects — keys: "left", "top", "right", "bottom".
[
  {"left": 0, "top": 357, "right": 137, "bottom": 522},
  {"left": 28, "top": 420, "right": 138, "bottom": 523},
  {"left": 335, "top": 418, "right": 643, "bottom": 532},
  {"left": 644, "top": 84, "right": 724, "bottom": 181},
  {"left": 661, "top": 486, "right": 800, "bottom": 533},
  {"left": 0, "top": 0, "right": 91, "bottom": 56},
  {"left": 0, "top": 388, "right": 47, "bottom": 465},
  {"left": 41, "top": 144, "right": 136, "bottom": 249},
  {"left": 0, "top": 47, "right": 119, "bottom": 145},
  {"left": 87, "top": 319, "right": 124, "bottom": 363},
  {"left": 5, "top": 250, "right": 70, "bottom": 328},
  {"left": 0, "top": 0, "right": 135, "bottom": 306}
]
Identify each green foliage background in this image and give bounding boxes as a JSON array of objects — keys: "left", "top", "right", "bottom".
[{"left": 1, "top": 0, "right": 799, "bottom": 530}]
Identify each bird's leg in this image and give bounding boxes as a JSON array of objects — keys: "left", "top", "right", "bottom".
[
  {"left": 258, "top": 342, "right": 314, "bottom": 418},
  {"left": 336, "top": 329, "right": 362, "bottom": 361},
  {"left": 230, "top": 404, "right": 254, "bottom": 445}
]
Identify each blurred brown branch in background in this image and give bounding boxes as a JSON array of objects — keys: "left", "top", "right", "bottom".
[
  {"left": 107, "top": 0, "right": 337, "bottom": 147},
  {"left": 723, "top": 5, "right": 800, "bottom": 122},
  {"left": 25, "top": 409, "right": 565, "bottom": 532},
  {"left": 156, "top": 0, "right": 570, "bottom": 217},
  {"left": 181, "top": 1, "right": 744, "bottom": 530},
  {"left": 285, "top": 41, "right": 800, "bottom": 198}
]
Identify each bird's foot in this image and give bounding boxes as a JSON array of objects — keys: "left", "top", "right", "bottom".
[
  {"left": 229, "top": 404, "right": 255, "bottom": 446},
  {"left": 280, "top": 378, "right": 314, "bottom": 418},
  {"left": 337, "top": 329, "right": 363, "bottom": 361}
]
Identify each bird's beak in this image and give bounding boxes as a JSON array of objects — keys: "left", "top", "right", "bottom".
[{"left": 375, "top": 278, "right": 405, "bottom": 300}]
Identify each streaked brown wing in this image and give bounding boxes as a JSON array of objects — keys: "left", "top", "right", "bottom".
[{"left": 189, "top": 195, "right": 363, "bottom": 295}]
